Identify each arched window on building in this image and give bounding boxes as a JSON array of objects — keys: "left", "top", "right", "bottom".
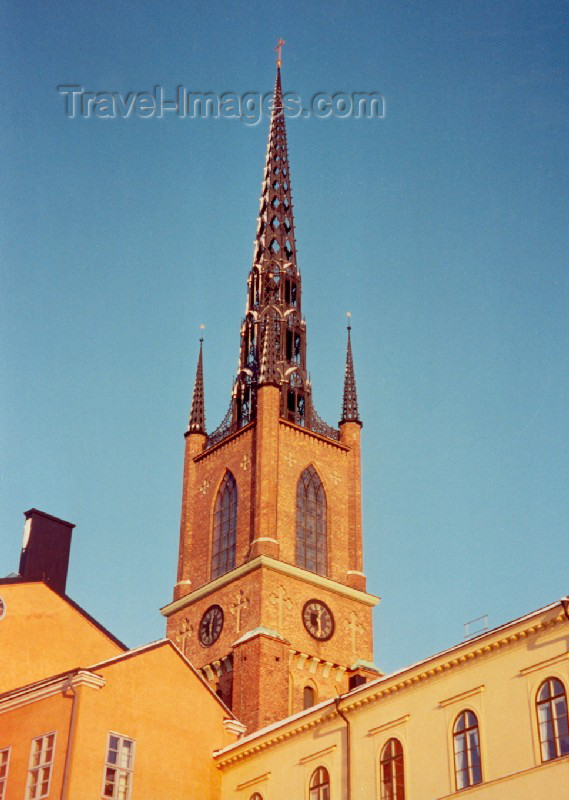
[
  {"left": 250, "top": 794, "right": 263, "bottom": 800},
  {"left": 309, "top": 766, "right": 330, "bottom": 800},
  {"left": 211, "top": 472, "right": 237, "bottom": 579},
  {"left": 380, "top": 738, "right": 405, "bottom": 800},
  {"left": 296, "top": 466, "right": 327, "bottom": 575},
  {"left": 453, "top": 710, "right": 482, "bottom": 790},
  {"left": 303, "top": 684, "right": 316, "bottom": 710},
  {"left": 537, "top": 677, "right": 569, "bottom": 761}
]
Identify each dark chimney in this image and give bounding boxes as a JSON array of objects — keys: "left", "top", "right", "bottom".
[{"left": 19, "top": 509, "right": 75, "bottom": 595}]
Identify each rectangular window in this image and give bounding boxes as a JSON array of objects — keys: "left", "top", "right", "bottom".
[
  {"left": 0, "top": 747, "right": 10, "bottom": 800},
  {"left": 26, "top": 733, "right": 56, "bottom": 800},
  {"left": 102, "top": 733, "right": 135, "bottom": 800}
]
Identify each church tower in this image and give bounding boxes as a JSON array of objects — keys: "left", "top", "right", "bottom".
[{"left": 162, "top": 54, "right": 380, "bottom": 733}]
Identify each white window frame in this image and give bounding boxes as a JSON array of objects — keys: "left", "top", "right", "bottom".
[
  {"left": 0, "top": 747, "right": 11, "bottom": 800},
  {"left": 26, "top": 732, "right": 56, "bottom": 800},
  {"left": 101, "top": 732, "right": 135, "bottom": 800}
]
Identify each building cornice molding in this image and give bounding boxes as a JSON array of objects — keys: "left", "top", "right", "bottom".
[
  {"left": 224, "top": 718, "right": 248, "bottom": 738},
  {"left": 341, "top": 610, "right": 568, "bottom": 715},
  {"left": 215, "top": 708, "right": 340, "bottom": 769},
  {"left": 0, "top": 670, "right": 105, "bottom": 714},
  {"left": 161, "top": 555, "right": 379, "bottom": 617}
]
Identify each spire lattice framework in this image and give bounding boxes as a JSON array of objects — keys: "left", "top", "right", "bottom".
[{"left": 206, "top": 66, "right": 342, "bottom": 448}]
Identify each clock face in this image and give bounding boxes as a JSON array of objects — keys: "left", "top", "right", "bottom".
[
  {"left": 198, "top": 604, "right": 224, "bottom": 646},
  {"left": 302, "top": 599, "right": 334, "bottom": 641}
]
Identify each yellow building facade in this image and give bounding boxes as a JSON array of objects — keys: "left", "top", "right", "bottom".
[{"left": 215, "top": 598, "right": 569, "bottom": 799}]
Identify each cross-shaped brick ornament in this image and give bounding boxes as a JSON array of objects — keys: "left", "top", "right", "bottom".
[
  {"left": 230, "top": 590, "right": 249, "bottom": 633},
  {"left": 270, "top": 585, "right": 292, "bottom": 628},
  {"left": 284, "top": 452, "right": 296, "bottom": 467},
  {"left": 345, "top": 611, "right": 364, "bottom": 654},
  {"left": 176, "top": 618, "right": 193, "bottom": 655}
]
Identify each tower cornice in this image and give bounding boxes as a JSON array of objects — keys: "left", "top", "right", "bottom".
[{"left": 161, "top": 555, "right": 379, "bottom": 618}]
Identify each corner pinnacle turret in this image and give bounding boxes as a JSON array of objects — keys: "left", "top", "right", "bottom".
[
  {"left": 341, "top": 316, "right": 361, "bottom": 425},
  {"left": 188, "top": 334, "right": 206, "bottom": 434}
]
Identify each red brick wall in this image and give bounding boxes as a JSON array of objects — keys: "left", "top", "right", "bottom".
[
  {"left": 168, "top": 376, "right": 375, "bottom": 731},
  {"left": 232, "top": 633, "right": 290, "bottom": 731}
]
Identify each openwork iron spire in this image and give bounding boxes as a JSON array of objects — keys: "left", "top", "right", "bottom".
[
  {"left": 252, "top": 65, "right": 298, "bottom": 272},
  {"left": 206, "top": 50, "right": 340, "bottom": 448},
  {"left": 188, "top": 334, "right": 206, "bottom": 433},
  {"left": 341, "top": 316, "right": 360, "bottom": 424},
  {"left": 231, "top": 58, "right": 309, "bottom": 431}
]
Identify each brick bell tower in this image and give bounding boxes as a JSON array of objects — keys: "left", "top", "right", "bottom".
[{"left": 162, "top": 51, "right": 381, "bottom": 733}]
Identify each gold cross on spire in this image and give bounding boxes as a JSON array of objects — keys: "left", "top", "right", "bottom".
[{"left": 275, "top": 38, "right": 285, "bottom": 68}]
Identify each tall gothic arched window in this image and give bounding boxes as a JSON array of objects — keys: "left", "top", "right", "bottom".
[
  {"left": 296, "top": 466, "right": 327, "bottom": 576},
  {"left": 211, "top": 472, "right": 237, "bottom": 579}
]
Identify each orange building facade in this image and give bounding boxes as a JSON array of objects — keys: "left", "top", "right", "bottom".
[
  {"left": 0, "top": 579, "right": 242, "bottom": 800},
  {"left": 0, "top": 579, "right": 125, "bottom": 696}
]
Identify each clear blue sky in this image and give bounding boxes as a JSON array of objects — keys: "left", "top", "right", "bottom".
[{"left": 1, "top": 0, "right": 567, "bottom": 673}]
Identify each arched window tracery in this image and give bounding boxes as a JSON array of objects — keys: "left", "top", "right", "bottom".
[
  {"left": 211, "top": 472, "right": 237, "bottom": 579},
  {"left": 296, "top": 466, "right": 327, "bottom": 575}
]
